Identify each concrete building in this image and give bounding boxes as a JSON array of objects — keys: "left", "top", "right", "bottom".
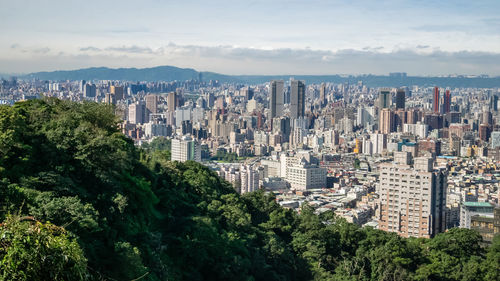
[
  {"left": 240, "top": 164, "right": 259, "bottom": 194},
  {"left": 110, "top": 85, "right": 124, "bottom": 101},
  {"left": 460, "top": 201, "right": 495, "bottom": 229},
  {"left": 378, "top": 158, "right": 447, "bottom": 238},
  {"left": 171, "top": 135, "right": 201, "bottom": 162},
  {"left": 285, "top": 158, "right": 327, "bottom": 190}
]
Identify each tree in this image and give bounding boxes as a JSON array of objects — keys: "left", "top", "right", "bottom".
[{"left": 0, "top": 216, "right": 88, "bottom": 281}]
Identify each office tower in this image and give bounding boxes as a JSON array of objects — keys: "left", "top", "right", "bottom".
[
  {"left": 128, "top": 102, "right": 145, "bottom": 124},
  {"left": 378, "top": 157, "right": 447, "bottom": 238},
  {"left": 395, "top": 89, "right": 405, "bottom": 109},
  {"left": 482, "top": 108, "right": 493, "bottom": 125},
  {"left": 379, "top": 108, "right": 394, "bottom": 134},
  {"left": 443, "top": 90, "right": 451, "bottom": 113},
  {"left": 433, "top": 87, "right": 440, "bottom": 113},
  {"left": 378, "top": 89, "right": 391, "bottom": 108},
  {"left": 171, "top": 135, "right": 201, "bottom": 162},
  {"left": 319, "top": 83, "right": 326, "bottom": 106},
  {"left": 242, "top": 87, "right": 254, "bottom": 101},
  {"left": 167, "top": 92, "right": 177, "bottom": 112},
  {"left": 145, "top": 94, "right": 158, "bottom": 114},
  {"left": 269, "top": 80, "right": 284, "bottom": 119},
  {"left": 490, "top": 95, "right": 498, "bottom": 111},
  {"left": 110, "top": 86, "right": 124, "bottom": 101},
  {"left": 79, "top": 80, "right": 86, "bottom": 92},
  {"left": 290, "top": 80, "right": 305, "bottom": 119},
  {"left": 479, "top": 124, "right": 491, "bottom": 142},
  {"left": 83, "top": 83, "right": 96, "bottom": 98}
]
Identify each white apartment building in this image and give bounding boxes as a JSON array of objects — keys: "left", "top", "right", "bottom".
[{"left": 171, "top": 135, "right": 201, "bottom": 162}]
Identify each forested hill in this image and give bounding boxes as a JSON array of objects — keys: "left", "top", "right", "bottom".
[{"left": 0, "top": 99, "right": 499, "bottom": 281}]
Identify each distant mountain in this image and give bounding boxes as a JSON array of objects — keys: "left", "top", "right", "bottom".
[{"left": 22, "top": 66, "right": 500, "bottom": 88}]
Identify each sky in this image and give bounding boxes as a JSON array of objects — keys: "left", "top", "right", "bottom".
[{"left": 1, "top": 0, "right": 500, "bottom": 76}]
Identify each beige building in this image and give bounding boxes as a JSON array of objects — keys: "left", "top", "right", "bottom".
[
  {"left": 286, "top": 158, "right": 327, "bottom": 190},
  {"left": 378, "top": 157, "right": 447, "bottom": 238}
]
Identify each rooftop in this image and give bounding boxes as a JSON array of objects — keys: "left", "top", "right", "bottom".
[{"left": 463, "top": 202, "right": 494, "bottom": 208}]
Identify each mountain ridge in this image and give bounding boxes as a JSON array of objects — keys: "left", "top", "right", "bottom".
[{"left": 14, "top": 65, "right": 500, "bottom": 88}]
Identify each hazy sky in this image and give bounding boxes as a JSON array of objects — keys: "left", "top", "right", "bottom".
[{"left": 1, "top": 0, "right": 500, "bottom": 75}]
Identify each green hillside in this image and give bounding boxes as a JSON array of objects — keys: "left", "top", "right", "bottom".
[{"left": 0, "top": 99, "right": 498, "bottom": 280}]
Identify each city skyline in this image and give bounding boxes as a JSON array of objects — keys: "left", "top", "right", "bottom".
[{"left": 1, "top": 0, "right": 500, "bottom": 75}]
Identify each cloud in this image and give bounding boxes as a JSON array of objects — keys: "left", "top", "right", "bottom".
[
  {"left": 10, "top": 43, "right": 20, "bottom": 49},
  {"left": 416, "top": 45, "right": 429, "bottom": 49},
  {"left": 3, "top": 43, "right": 500, "bottom": 76},
  {"left": 104, "top": 45, "right": 154, "bottom": 54},
  {"left": 80, "top": 46, "right": 101, "bottom": 52},
  {"left": 32, "top": 47, "right": 50, "bottom": 54}
]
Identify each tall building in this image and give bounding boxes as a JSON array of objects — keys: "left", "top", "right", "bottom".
[
  {"left": 110, "top": 85, "right": 124, "bottom": 101},
  {"left": 378, "top": 157, "right": 447, "bottom": 238},
  {"left": 79, "top": 80, "right": 86, "bottom": 92},
  {"left": 443, "top": 90, "right": 451, "bottom": 113},
  {"left": 379, "top": 108, "right": 394, "bottom": 134},
  {"left": 378, "top": 89, "right": 391, "bottom": 109},
  {"left": 269, "top": 80, "right": 284, "bottom": 119},
  {"left": 145, "top": 94, "right": 158, "bottom": 115},
  {"left": 371, "top": 133, "right": 387, "bottom": 155},
  {"left": 240, "top": 165, "right": 259, "bottom": 194},
  {"left": 319, "top": 83, "right": 326, "bottom": 106},
  {"left": 128, "top": 102, "right": 145, "bottom": 124},
  {"left": 433, "top": 87, "right": 440, "bottom": 113},
  {"left": 290, "top": 80, "right": 305, "bottom": 119},
  {"left": 395, "top": 89, "right": 405, "bottom": 109},
  {"left": 167, "top": 92, "right": 177, "bottom": 112},
  {"left": 171, "top": 135, "right": 201, "bottom": 162},
  {"left": 83, "top": 83, "right": 96, "bottom": 98}
]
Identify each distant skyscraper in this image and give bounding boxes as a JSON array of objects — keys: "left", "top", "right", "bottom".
[
  {"left": 443, "top": 90, "right": 451, "bottom": 114},
  {"left": 290, "top": 80, "right": 305, "bottom": 119},
  {"left": 490, "top": 95, "right": 498, "bottom": 111},
  {"left": 83, "top": 83, "right": 96, "bottom": 98},
  {"left": 319, "top": 83, "right": 326, "bottom": 106},
  {"left": 167, "top": 92, "right": 177, "bottom": 112},
  {"left": 378, "top": 89, "right": 391, "bottom": 109},
  {"left": 379, "top": 108, "right": 394, "bottom": 134},
  {"left": 128, "top": 102, "right": 145, "bottom": 124},
  {"left": 79, "top": 80, "right": 86, "bottom": 93},
  {"left": 395, "top": 89, "right": 405, "bottom": 109},
  {"left": 110, "top": 85, "right": 124, "bottom": 101},
  {"left": 269, "top": 80, "right": 284, "bottom": 119},
  {"left": 433, "top": 87, "right": 440, "bottom": 113}
]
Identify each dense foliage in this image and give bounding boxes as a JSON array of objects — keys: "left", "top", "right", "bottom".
[{"left": 0, "top": 98, "right": 498, "bottom": 280}]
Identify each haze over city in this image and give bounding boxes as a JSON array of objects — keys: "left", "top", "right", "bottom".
[{"left": 2, "top": 0, "right": 500, "bottom": 75}]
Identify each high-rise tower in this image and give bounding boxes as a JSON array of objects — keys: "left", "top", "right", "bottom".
[
  {"left": 395, "top": 89, "right": 405, "bottom": 109},
  {"left": 269, "top": 80, "right": 284, "bottom": 119},
  {"left": 443, "top": 90, "right": 451, "bottom": 113},
  {"left": 433, "top": 87, "right": 440, "bottom": 113},
  {"left": 290, "top": 80, "right": 305, "bottom": 119}
]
